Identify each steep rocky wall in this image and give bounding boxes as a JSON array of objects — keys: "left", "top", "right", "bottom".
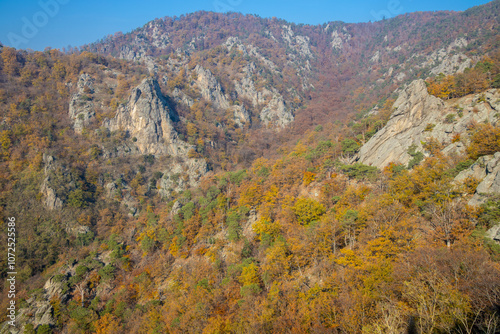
[
  {"left": 103, "top": 78, "right": 189, "bottom": 157},
  {"left": 456, "top": 152, "right": 500, "bottom": 206},
  {"left": 103, "top": 78, "right": 208, "bottom": 199},
  {"left": 69, "top": 73, "right": 96, "bottom": 134},
  {"left": 356, "top": 80, "right": 500, "bottom": 169},
  {"left": 356, "top": 79, "right": 444, "bottom": 168}
]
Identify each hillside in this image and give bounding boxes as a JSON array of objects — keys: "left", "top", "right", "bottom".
[{"left": 0, "top": 2, "right": 500, "bottom": 333}]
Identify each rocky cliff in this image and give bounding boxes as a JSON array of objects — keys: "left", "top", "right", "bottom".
[
  {"left": 259, "top": 94, "right": 294, "bottom": 128},
  {"left": 194, "top": 65, "right": 231, "bottom": 111},
  {"left": 193, "top": 64, "right": 251, "bottom": 127},
  {"left": 103, "top": 78, "right": 189, "bottom": 156},
  {"left": 40, "top": 154, "right": 63, "bottom": 210},
  {"left": 356, "top": 80, "right": 500, "bottom": 169},
  {"left": 103, "top": 78, "right": 208, "bottom": 198},
  {"left": 456, "top": 152, "right": 500, "bottom": 206},
  {"left": 69, "top": 73, "right": 96, "bottom": 134},
  {"left": 356, "top": 79, "right": 444, "bottom": 168}
]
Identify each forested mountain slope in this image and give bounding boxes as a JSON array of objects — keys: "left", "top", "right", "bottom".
[{"left": 0, "top": 1, "right": 500, "bottom": 333}]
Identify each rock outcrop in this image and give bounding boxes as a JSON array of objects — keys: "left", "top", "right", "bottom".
[
  {"left": 103, "top": 78, "right": 208, "bottom": 199},
  {"left": 69, "top": 73, "right": 96, "bottom": 133},
  {"left": 429, "top": 53, "right": 472, "bottom": 76},
  {"left": 331, "top": 28, "right": 352, "bottom": 50},
  {"left": 356, "top": 80, "right": 443, "bottom": 168},
  {"left": 281, "top": 25, "right": 313, "bottom": 59},
  {"left": 260, "top": 94, "right": 294, "bottom": 128},
  {"left": 230, "top": 104, "right": 251, "bottom": 127},
  {"left": 476, "top": 153, "right": 500, "bottom": 197},
  {"left": 456, "top": 153, "right": 500, "bottom": 242},
  {"left": 40, "top": 154, "right": 63, "bottom": 210},
  {"left": 170, "top": 87, "right": 194, "bottom": 107},
  {"left": 356, "top": 80, "right": 500, "bottom": 169},
  {"left": 159, "top": 156, "right": 208, "bottom": 199},
  {"left": 104, "top": 179, "right": 138, "bottom": 216},
  {"left": 224, "top": 37, "right": 279, "bottom": 72},
  {"left": 223, "top": 37, "right": 299, "bottom": 128},
  {"left": 431, "top": 38, "right": 471, "bottom": 75},
  {"left": 456, "top": 153, "right": 500, "bottom": 206},
  {"left": 192, "top": 64, "right": 250, "bottom": 127},
  {"left": 487, "top": 224, "right": 500, "bottom": 243},
  {"left": 194, "top": 65, "right": 230, "bottom": 110},
  {"left": 104, "top": 78, "right": 190, "bottom": 157},
  {"left": 0, "top": 254, "right": 114, "bottom": 334},
  {"left": 234, "top": 74, "right": 270, "bottom": 107},
  {"left": 0, "top": 273, "right": 63, "bottom": 334}
]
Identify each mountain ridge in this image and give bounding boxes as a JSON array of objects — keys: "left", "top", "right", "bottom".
[{"left": 0, "top": 2, "right": 500, "bottom": 333}]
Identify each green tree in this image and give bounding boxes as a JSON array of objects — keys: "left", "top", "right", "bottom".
[
  {"left": 341, "top": 138, "right": 360, "bottom": 155},
  {"left": 292, "top": 198, "right": 326, "bottom": 225}
]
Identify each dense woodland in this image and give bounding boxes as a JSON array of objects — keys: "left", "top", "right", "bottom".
[{"left": 0, "top": 2, "right": 500, "bottom": 333}]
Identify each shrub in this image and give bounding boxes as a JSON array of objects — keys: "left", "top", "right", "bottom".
[
  {"left": 99, "top": 265, "right": 116, "bottom": 281},
  {"left": 77, "top": 231, "right": 95, "bottom": 246},
  {"left": 407, "top": 144, "right": 424, "bottom": 169},
  {"left": 478, "top": 195, "right": 500, "bottom": 228},
  {"left": 466, "top": 123, "right": 500, "bottom": 160},
  {"left": 36, "top": 324, "right": 52, "bottom": 334},
  {"left": 181, "top": 202, "right": 195, "bottom": 220},
  {"left": 339, "top": 163, "right": 378, "bottom": 179},
  {"left": 341, "top": 138, "right": 360, "bottom": 155},
  {"left": 143, "top": 154, "right": 155, "bottom": 165},
  {"left": 424, "top": 123, "right": 435, "bottom": 132},
  {"left": 140, "top": 235, "right": 155, "bottom": 253},
  {"left": 227, "top": 210, "right": 242, "bottom": 241},
  {"left": 444, "top": 114, "right": 456, "bottom": 123},
  {"left": 75, "top": 265, "right": 89, "bottom": 277},
  {"left": 292, "top": 198, "right": 326, "bottom": 225}
]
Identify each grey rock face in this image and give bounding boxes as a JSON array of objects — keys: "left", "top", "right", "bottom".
[
  {"left": 231, "top": 105, "right": 251, "bottom": 127},
  {"left": 104, "top": 180, "right": 138, "bottom": 216},
  {"left": 104, "top": 78, "right": 190, "bottom": 157},
  {"left": 40, "top": 154, "right": 63, "bottom": 210},
  {"left": 460, "top": 153, "right": 500, "bottom": 241},
  {"left": 487, "top": 224, "right": 500, "bottom": 242},
  {"left": 356, "top": 80, "right": 443, "bottom": 168},
  {"left": 103, "top": 78, "right": 208, "bottom": 199},
  {"left": 429, "top": 53, "right": 472, "bottom": 76},
  {"left": 69, "top": 73, "right": 96, "bottom": 133},
  {"left": 356, "top": 80, "right": 500, "bottom": 169},
  {"left": 331, "top": 28, "right": 351, "bottom": 50},
  {"left": 417, "top": 38, "right": 472, "bottom": 76},
  {"left": 224, "top": 37, "right": 279, "bottom": 72},
  {"left": 281, "top": 25, "right": 313, "bottom": 59},
  {"left": 234, "top": 75, "right": 270, "bottom": 107},
  {"left": 159, "top": 156, "right": 208, "bottom": 199},
  {"left": 40, "top": 181, "right": 62, "bottom": 210},
  {"left": 194, "top": 65, "right": 230, "bottom": 110},
  {"left": 465, "top": 153, "right": 500, "bottom": 206},
  {"left": 260, "top": 94, "right": 294, "bottom": 128},
  {"left": 223, "top": 36, "right": 299, "bottom": 128},
  {"left": 0, "top": 275, "right": 61, "bottom": 334},
  {"left": 0, "top": 254, "right": 115, "bottom": 334},
  {"left": 171, "top": 87, "right": 194, "bottom": 107},
  {"left": 455, "top": 155, "right": 493, "bottom": 184}
]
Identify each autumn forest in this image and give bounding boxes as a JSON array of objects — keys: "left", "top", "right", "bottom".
[{"left": 1, "top": 1, "right": 500, "bottom": 333}]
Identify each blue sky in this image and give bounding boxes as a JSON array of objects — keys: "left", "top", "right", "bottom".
[{"left": 0, "top": 0, "right": 492, "bottom": 51}]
